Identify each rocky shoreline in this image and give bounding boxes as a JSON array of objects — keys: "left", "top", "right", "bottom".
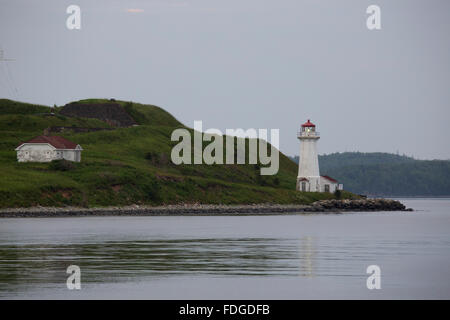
[{"left": 0, "top": 199, "right": 412, "bottom": 218}]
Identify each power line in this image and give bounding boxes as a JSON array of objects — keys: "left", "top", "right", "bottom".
[
  {"left": 0, "top": 63, "right": 15, "bottom": 98},
  {"left": 5, "top": 62, "right": 19, "bottom": 98},
  {"left": 0, "top": 47, "right": 18, "bottom": 99}
]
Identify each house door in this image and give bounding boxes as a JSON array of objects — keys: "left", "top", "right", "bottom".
[
  {"left": 301, "top": 182, "right": 306, "bottom": 191},
  {"left": 324, "top": 184, "right": 330, "bottom": 193}
]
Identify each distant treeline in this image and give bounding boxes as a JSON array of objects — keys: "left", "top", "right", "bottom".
[{"left": 290, "top": 152, "right": 450, "bottom": 196}]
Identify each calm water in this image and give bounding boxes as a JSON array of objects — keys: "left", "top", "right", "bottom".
[{"left": 0, "top": 199, "right": 449, "bottom": 299}]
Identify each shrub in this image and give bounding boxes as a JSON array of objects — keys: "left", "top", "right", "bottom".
[
  {"left": 145, "top": 152, "right": 170, "bottom": 166},
  {"left": 141, "top": 176, "right": 162, "bottom": 202},
  {"left": 334, "top": 189, "right": 342, "bottom": 199},
  {"left": 145, "top": 152, "right": 156, "bottom": 161},
  {"left": 49, "top": 159, "right": 76, "bottom": 171},
  {"left": 273, "top": 177, "right": 280, "bottom": 186}
]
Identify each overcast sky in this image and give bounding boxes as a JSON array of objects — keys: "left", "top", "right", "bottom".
[{"left": 0, "top": 0, "right": 449, "bottom": 159}]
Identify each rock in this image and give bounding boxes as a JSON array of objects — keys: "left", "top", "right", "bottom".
[
  {"left": 0, "top": 198, "right": 411, "bottom": 217},
  {"left": 311, "top": 198, "right": 408, "bottom": 212}
]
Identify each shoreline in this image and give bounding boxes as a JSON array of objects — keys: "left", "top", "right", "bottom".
[{"left": 0, "top": 199, "right": 412, "bottom": 218}]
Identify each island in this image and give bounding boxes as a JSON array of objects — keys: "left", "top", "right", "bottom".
[{"left": 0, "top": 98, "right": 410, "bottom": 215}]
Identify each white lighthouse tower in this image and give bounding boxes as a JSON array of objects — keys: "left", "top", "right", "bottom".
[{"left": 297, "top": 119, "right": 321, "bottom": 192}]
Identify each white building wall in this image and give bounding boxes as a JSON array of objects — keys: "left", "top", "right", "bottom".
[
  {"left": 319, "top": 177, "right": 338, "bottom": 193},
  {"left": 16, "top": 144, "right": 57, "bottom": 162},
  {"left": 62, "top": 150, "right": 76, "bottom": 161},
  {"left": 298, "top": 139, "right": 320, "bottom": 177},
  {"left": 16, "top": 144, "right": 82, "bottom": 162},
  {"left": 323, "top": 183, "right": 337, "bottom": 193},
  {"left": 62, "top": 149, "right": 81, "bottom": 162},
  {"left": 297, "top": 138, "right": 320, "bottom": 192},
  {"left": 296, "top": 180, "right": 311, "bottom": 192}
]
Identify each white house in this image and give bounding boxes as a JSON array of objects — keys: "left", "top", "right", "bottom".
[
  {"left": 319, "top": 175, "right": 343, "bottom": 193},
  {"left": 15, "top": 135, "right": 83, "bottom": 162},
  {"left": 296, "top": 119, "right": 343, "bottom": 193}
]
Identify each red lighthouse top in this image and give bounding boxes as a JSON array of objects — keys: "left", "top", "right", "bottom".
[{"left": 301, "top": 119, "right": 316, "bottom": 127}]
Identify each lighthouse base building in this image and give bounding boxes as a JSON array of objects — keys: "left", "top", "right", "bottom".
[
  {"left": 296, "top": 120, "right": 343, "bottom": 193},
  {"left": 296, "top": 176, "right": 342, "bottom": 193}
]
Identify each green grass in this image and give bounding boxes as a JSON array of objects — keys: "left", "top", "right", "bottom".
[
  {"left": 0, "top": 99, "right": 358, "bottom": 208},
  {"left": 0, "top": 99, "right": 51, "bottom": 115}
]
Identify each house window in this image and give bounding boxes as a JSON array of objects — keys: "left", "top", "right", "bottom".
[
  {"left": 324, "top": 184, "right": 330, "bottom": 192},
  {"left": 301, "top": 182, "right": 306, "bottom": 191}
]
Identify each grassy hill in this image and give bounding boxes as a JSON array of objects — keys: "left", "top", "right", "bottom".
[
  {"left": 0, "top": 99, "right": 353, "bottom": 208},
  {"left": 291, "top": 152, "right": 450, "bottom": 196}
]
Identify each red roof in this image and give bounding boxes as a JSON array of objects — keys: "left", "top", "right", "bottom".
[
  {"left": 321, "top": 175, "right": 338, "bottom": 183},
  {"left": 301, "top": 119, "right": 315, "bottom": 127},
  {"left": 18, "top": 135, "right": 79, "bottom": 149}
]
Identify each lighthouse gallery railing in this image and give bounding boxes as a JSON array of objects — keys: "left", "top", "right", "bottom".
[{"left": 297, "top": 131, "right": 320, "bottom": 138}]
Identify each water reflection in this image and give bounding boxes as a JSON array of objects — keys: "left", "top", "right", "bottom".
[
  {"left": 0, "top": 237, "right": 308, "bottom": 294},
  {"left": 1, "top": 200, "right": 450, "bottom": 299},
  {"left": 299, "top": 236, "right": 315, "bottom": 277},
  {"left": 3, "top": 234, "right": 440, "bottom": 296}
]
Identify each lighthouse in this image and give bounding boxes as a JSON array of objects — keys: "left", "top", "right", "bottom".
[
  {"left": 296, "top": 120, "right": 343, "bottom": 193},
  {"left": 297, "top": 119, "right": 321, "bottom": 192}
]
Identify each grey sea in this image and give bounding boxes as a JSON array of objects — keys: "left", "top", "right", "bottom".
[{"left": 0, "top": 198, "right": 449, "bottom": 299}]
